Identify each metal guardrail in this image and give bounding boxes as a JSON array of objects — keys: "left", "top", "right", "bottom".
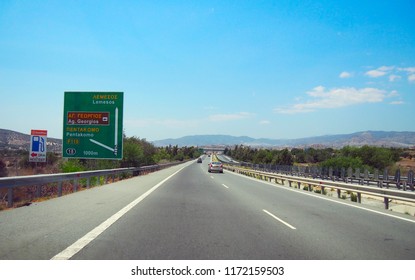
[
  {"left": 224, "top": 165, "right": 415, "bottom": 210},
  {"left": 219, "top": 159, "right": 415, "bottom": 190},
  {"left": 0, "top": 162, "right": 184, "bottom": 208}
]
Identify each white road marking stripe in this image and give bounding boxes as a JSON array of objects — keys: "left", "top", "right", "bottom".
[
  {"left": 263, "top": 209, "right": 297, "bottom": 230},
  {"left": 211, "top": 176, "right": 214, "bottom": 179},
  {"left": 51, "top": 165, "right": 188, "bottom": 260},
  {"left": 222, "top": 184, "right": 229, "bottom": 189}
]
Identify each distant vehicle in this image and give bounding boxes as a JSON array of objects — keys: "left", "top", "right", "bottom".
[
  {"left": 208, "top": 162, "right": 223, "bottom": 173},
  {"left": 197, "top": 158, "right": 202, "bottom": 163}
]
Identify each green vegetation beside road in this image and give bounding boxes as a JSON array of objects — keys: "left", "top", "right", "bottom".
[
  {"left": 224, "top": 145, "right": 410, "bottom": 173},
  {"left": 0, "top": 135, "right": 202, "bottom": 177}
]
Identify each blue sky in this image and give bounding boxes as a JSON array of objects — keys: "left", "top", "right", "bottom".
[{"left": 1, "top": 0, "right": 414, "bottom": 141}]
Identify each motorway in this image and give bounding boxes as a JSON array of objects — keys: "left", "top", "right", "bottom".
[{"left": 0, "top": 157, "right": 414, "bottom": 260}]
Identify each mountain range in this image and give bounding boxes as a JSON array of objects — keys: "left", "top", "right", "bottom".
[
  {"left": 1, "top": 129, "right": 415, "bottom": 151},
  {"left": 153, "top": 131, "right": 415, "bottom": 148}
]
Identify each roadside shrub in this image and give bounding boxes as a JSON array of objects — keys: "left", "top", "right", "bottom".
[
  {"left": 60, "top": 159, "right": 85, "bottom": 173},
  {"left": 320, "top": 156, "right": 365, "bottom": 171},
  {"left": 314, "top": 189, "right": 327, "bottom": 195}
]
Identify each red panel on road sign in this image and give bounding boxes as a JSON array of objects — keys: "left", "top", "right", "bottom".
[
  {"left": 31, "top": 130, "right": 48, "bottom": 136},
  {"left": 67, "top": 112, "right": 110, "bottom": 125}
]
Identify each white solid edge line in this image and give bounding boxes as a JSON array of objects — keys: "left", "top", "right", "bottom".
[
  {"left": 228, "top": 169, "right": 415, "bottom": 224},
  {"left": 51, "top": 164, "right": 188, "bottom": 260},
  {"left": 263, "top": 209, "right": 297, "bottom": 230}
]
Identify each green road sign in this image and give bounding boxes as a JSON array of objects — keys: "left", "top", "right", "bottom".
[{"left": 63, "top": 92, "right": 124, "bottom": 159}]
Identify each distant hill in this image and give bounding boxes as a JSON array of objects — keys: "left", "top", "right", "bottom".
[
  {"left": 1, "top": 129, "right": 415, "bottom": 151},
  {"left": 0, "top": 129, "right": 62, "bottom": 152},
  {"left": 153, "top": 131, "right": 415, "bottom": 148},
  {"left": 153, "top": 135, "right": 258, "bottom": 147}
]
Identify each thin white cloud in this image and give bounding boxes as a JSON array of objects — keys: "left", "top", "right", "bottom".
[
  {"left": 125, "top": 118, "right": 199, "bottom": 128},
  {"left": 259, "top": 120, "right": 271, "bottom": 125},
  {"left": 339, "top": 71, "right": 352, "bottom": 78},
  {"left": 275, "top": 105, "right": 314, "bottom": 114},
  {"left": 275, "top": 86, "right": 386, "bottom": 114},
  {"left": 386, "top": 90, "right": 404, "bottom": 105},
  {"left": 395, "top": 67, "right": 415, "bottom": 82},
  {"left": 365, "top": 65, "right": 394, "bottom": 78},
  {"left": 389, "top": 75, "right": 401, "bottom": 82},
  {"left": 362, "top": 65, "right": 415, "bottom": 83},
  {"left": 365, "top": 69, "right": 387, "bottom": 78},
  {"left": 398, "top": 67, "right": 415, "bottom": 73},
  {"left": 208, "top": 112, "right": 254, "bottom": 122},
  {"left": 388, "top": 90, "right": 399, "bottom": 97},
  {"left": 378, "top": 66, "right": 395, "bottom": 72},
  {"left": 203, "top": 105, "right": 219, "bottom": 111}
]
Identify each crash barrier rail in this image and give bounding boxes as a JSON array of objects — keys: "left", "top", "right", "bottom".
[
  {"left": 224, "top": 165, "right": 415, "bottom": 210},
  {"left": 0, "top": 161, "right": 185, "bottom": 208},
  {"left": 223, "top": 161, "right": 415, "bottom": 191}
]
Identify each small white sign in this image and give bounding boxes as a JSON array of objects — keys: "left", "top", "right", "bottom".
[{"left": 29, "top": 130, "right": 47, "bottom": 162}]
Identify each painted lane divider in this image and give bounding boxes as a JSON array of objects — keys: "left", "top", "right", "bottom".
[{"left": 263, "top": 209, "right": 297, "bottom": 230}]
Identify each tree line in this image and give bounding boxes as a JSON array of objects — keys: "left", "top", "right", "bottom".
[
  {"left": 224, "top": 145, "right": 405, "bottom": 171},
  {"left": 0, "top": 136, "right": 202, "bottom": 176}
]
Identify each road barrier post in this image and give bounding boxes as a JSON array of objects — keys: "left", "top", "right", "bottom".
[
  {"left": 7, "top": 187, "right": 13, "bottom": 208},
  {"left": 58, "top": 182, "right": 63, "bottom": 197},
  {"left": 36, "top": 185, "right": 41, "bottom": 198}
]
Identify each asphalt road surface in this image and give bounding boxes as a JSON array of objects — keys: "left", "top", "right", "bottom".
[{"left": 1, "top": 159, "right": 414, "bottom": 260}]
